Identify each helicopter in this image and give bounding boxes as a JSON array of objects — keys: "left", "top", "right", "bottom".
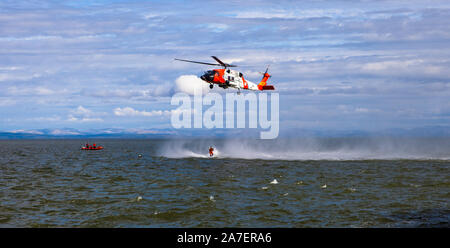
[{"left": 175, "top": 56, "right": 275, "bottom": 94}]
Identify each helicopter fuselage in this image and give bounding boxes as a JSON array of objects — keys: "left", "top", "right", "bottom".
[{"left": 200, "top": 68, "right": 261, "bottom": 91}]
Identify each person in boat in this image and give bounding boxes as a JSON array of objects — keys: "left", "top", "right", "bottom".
[
  {"left": 209, "top": 146, "right": 214, "bottom": 157},
  {"left": 85, "top": 143, "right": 89, "bottom": 149},
  {"left": 93, "top": 143, "right": 96, "bottom": 149}
]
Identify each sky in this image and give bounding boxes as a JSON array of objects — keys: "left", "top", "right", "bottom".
[{"left": 1, "top": 0, "right": 450, "bottom": 135}]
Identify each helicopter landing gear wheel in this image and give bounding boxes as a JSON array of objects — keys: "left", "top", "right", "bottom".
[{"left": 209, "top": 84, "right": 213, "bottom": 89}]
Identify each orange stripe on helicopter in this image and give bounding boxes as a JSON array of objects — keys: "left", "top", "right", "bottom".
[
  {"left": 242, "top": 76, "right": 248, "bottom": 89},
  {"left": 213, "top": 69, "right": 226, "bottom": 84},
  {"left": 258, "top": 73, "right": 270, "bottom": 90}
]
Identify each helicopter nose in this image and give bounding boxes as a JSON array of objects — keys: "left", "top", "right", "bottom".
[{"left": 201, "top": 73, "right": 214, "bottom": 82}]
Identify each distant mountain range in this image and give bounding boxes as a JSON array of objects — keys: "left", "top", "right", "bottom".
[
  {"left": 0, "top": 126, "right": 449, "bottom": 139},
  {"left": 0, "top": 128, "right": 252, "bottom": 139},
  {"left": 0, "top": 128, "right": 176, "bottom": 139}
]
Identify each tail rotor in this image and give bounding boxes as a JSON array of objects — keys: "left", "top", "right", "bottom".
[
  {"left": 259, "top": 65, "right": 271, "bottom": 80},
  {"left": 257, "top": 65, "right": 275, "bottom": 90}
]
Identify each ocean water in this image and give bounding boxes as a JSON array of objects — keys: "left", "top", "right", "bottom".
[{"left": 0, "top": 138, "right": 448, "bottom": 227}]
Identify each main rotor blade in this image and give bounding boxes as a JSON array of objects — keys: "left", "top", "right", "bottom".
[
  {"left": 264, "top": 65, "right": 270, "bottom": 74},
  {"left": 211, "top": 56, "right": 237, "bottom": 67},
  {"left": 174, "top": 58, "right": 221, "bottom": 66}
]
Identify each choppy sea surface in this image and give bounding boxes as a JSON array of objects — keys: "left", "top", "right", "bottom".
[{"left": 0, "top": 138, "right": 448, "bottom": 227}]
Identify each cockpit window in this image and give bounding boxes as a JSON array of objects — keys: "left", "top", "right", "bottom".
[{"left": 201, "top": 70, "right": 217, "bottom": 82}]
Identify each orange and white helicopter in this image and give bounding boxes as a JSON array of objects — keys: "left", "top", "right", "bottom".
[{"left": 175, "top": 56, "right": 275, "bottom": 93}]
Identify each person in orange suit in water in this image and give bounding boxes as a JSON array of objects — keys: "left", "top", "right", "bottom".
[{"left": 209, "top": 146, "right": 214, "bottom": 157}]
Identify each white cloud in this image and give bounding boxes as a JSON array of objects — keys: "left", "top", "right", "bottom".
[
  {"left": 81, "top": 84, "right": 174, "bottom": 99},
  {"left": 67, "top": 116, "right": 103, "bottom": 122},
  {"left": 355, "top": 107, "right": 370, "bottom": 113},
  {"left": 67, "top": 106, "right": 104, "bottom": 122},
  {"left": 207, "top": 23, "right": 229, "bottom": 33},
  {"left": 0, "top": 73, "right": 41, "bottom": 82},
  {"left": 175, "top": 75, "right": 210, "bottom": 96},
  {"left": 71, "top": 106, "right": 93, "bottom": 116},
  {"left": 9, "top": 129, "right": 44, "bottom": 135},
  {"left": 50, "top": 129, "right": 80, "bottom": 135},
  {"left": 0, "top": 98, "right": 16, "bottom": 106},
  {"left": 29, "top": 116, "right": 61, "bottom": 122},
  {"left": 114, "top": 107, "right": 170, "bottom": 117},
  {"left": 233, "top": 8, "right": 364, "bottom": 19},
  {"left": 0, "top": 35, "right": 61, "bottom": 42},
  {"left": 5, "top": 86, "right": 65, "bottom": 96}
]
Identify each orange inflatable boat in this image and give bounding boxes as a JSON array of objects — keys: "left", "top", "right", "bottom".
[{"left": 81, "top": 146, "right": 104, "bottom": 150}]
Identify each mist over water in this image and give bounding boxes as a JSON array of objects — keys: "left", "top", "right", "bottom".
[{"left": 158, "top": 137, "right": 450, "bottom": 160}]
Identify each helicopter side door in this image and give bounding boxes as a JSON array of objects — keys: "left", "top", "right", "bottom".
[
  {"left": 224, "top": 70, "right": 252, "bottom": 90},
  {"left": 224, "top": 69, "right": 239, "bottom": 88},
  {"left": 235, "top": 71, "right": 247, "bottom": 89}
]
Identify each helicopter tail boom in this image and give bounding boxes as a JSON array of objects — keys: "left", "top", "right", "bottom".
[{"left": 261, "top": 85, "right": 275, "bottom": 90}]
